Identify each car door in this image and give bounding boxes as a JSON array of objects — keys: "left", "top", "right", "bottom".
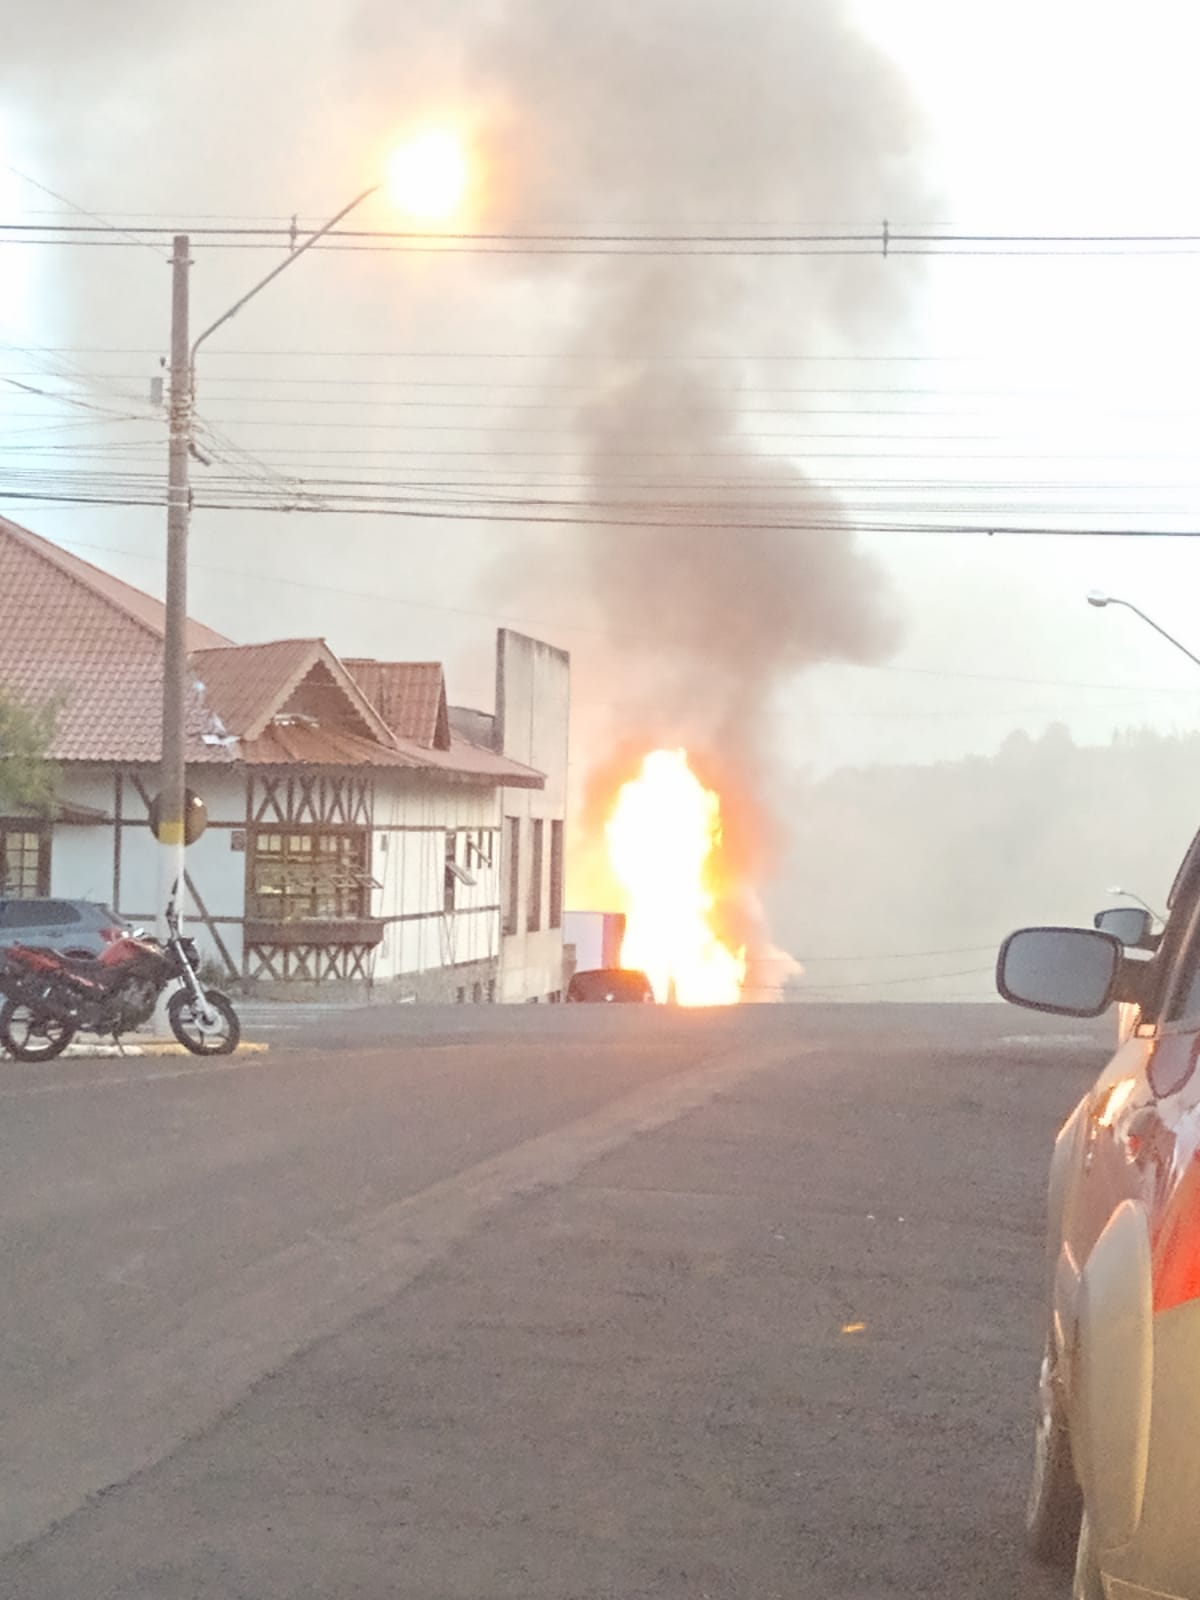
[
  {"left": 1056, "top": 851, "right": 1200, "bottom": 1577},
  {"left": 1133, "top": 887, "right": 1200, "bottom": 1318},
  {"left": 1062, "top": 852, "right": 1200, "bottom": 1276}
]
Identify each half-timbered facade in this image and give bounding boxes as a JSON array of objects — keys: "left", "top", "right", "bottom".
[{"left": 0, "top": 516, "right": 567, "bottom": 1001}]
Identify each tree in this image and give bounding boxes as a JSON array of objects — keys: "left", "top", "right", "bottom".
[{"left": 0, "top": 689, "right": 61, "bottom": 815}]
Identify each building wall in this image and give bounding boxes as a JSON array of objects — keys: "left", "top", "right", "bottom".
[
  {"left": 52, "top": 764, "right": 247, "bottom": 977},
  {"left": 50, "top": 769, "right": 119, "bottom": 908},
  {"left": 494, "top": 629, "right": 570, "bottom": 1003},
  {"left": 44, "top": 708, "right": 558, "bottom": 1002},
  {"left": 371, "top": 778, "right": 501, "bottom": 992}
]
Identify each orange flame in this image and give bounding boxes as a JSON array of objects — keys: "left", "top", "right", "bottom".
[{"left": 606, "top": 749, "right": 746, "bottom": 1006}]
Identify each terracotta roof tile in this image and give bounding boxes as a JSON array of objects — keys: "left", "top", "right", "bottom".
[
  {"left": 0, "top": 514, "right": 230, "bottom": 763},
  {"left": 0, "top": 516, "right": 229, "bottom": 651},
  {"left": 241, "top": 722, "right": 544, "bottom": 785},
  {"left": 0, "top": 515, "right": 546, "bottom": 787},
  {"left": 343, "top": 660, "right": 450, "bottom": 749},
  {"left": 193, "top": 641, "right": 396, "bottom": 746},
  {"left": 191, "top": 640, "right": 322, "bottom": 739}
]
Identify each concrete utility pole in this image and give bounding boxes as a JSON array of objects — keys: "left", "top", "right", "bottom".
[
  {"left": 157, "top": 195, "right": 384, "bottom": 935},
  {"left": 158, "top": 233, "right": 192, "bottom": 939},
  {"left": 155, "top": 178, "right": 425, "bottom": 937}
]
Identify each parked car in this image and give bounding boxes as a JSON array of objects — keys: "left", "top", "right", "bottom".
[
  {"left": 0, "top": 898, "right": 131, "bottom": 960},
  {"left": 566, "top": 967, "right": 655, "bottom": 1004},
  {"left": 997, "top": 823, "right": 1200, "bottom": 1598}
]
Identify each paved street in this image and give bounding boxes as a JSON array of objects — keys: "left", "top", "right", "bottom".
[{"left": 0, "top": 1003, "right": 1107, "bottom": 1597}]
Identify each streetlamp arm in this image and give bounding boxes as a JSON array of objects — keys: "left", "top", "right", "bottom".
[
  {"left": 1109, "top": 598, "right": 1200, "bottom": 673},
  {"left": 189, "top": 183, "right": 381, "bottom": 375}
]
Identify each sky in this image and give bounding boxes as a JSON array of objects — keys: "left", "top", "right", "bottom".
[{"left": 4, "top": 0, "right": 1200, "bottom": 985}]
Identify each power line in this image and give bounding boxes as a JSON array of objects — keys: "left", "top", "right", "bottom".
[
  {"left": 2, "top": 523, "right": 1197, "bottom": 702},
  {"left": 0, "top": 164, "right": 171, "bottom": 260},
  {"left": 6, "top": 480, "right": 1200, "bottom": 539},
  {"left": 7, "top": 221, "right": 1200, "bottom": 246}
]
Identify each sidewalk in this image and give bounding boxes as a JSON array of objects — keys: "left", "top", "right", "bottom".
[
  {"left": 1, "top": 1030, "right": 1086, "bottom": 1599},
  {"left": 61, "top": 1036, "right": 268, "bottom": 1058}
]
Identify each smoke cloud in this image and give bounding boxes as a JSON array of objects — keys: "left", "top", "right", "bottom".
[
  {"left": 7, "top": 0, "right": 929, "bottom": 976},
  {"left": 424, "top": 0, "right": 930, "bottom": 957}
]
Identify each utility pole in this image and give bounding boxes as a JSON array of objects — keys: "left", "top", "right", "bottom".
[{"left": 158, "top": 233, "right": 191, "bottom": 939}]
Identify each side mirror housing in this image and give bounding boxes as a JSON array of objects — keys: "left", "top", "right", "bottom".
[
  {"left": 1093, "top": 905, "right": 1156, "bottom": 950},
  {"left": 997, "top": 926, "right": 1122, "bottom": 1017}
]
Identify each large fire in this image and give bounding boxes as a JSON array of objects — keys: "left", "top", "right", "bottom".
[{"left": 606, "top": 749, "right": 746, "bottom": 1006}]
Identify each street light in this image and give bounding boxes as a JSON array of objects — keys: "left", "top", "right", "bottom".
[
  {"left": 1086, "top": 589, "right": 1200, "bottom": 672},
  {"left": 1106, "top": 885, "right": 1165, "bottom": 922},
  {"left": 158, "top": 137, "right": 469, "bottom": 933}
]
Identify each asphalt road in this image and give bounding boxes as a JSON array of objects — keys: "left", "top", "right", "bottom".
[{"left": 0, "top": 1003, "right": 1110, "bottom": 1598}]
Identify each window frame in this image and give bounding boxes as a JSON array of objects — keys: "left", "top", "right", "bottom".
[
  {"left": 549, "top": 819, "right": 564, "bottom": 930},
  {"left": 0, "top": 823, "right": 50, "bottom": 900},
  {"left": 502, "top": 816, "right": 521, "bottom": 936},
  {"left": 527, "top": 818, "right": 544, "bottom": 933},
  {"left": 248, "top": 824, "right": 373, "bottom": 923}
]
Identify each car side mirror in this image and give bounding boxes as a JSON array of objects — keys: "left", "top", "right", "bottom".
[
  {"left": 1093, "top": 905, "right": 1156, "bottom": 950},
  {"left": 997, "top": 926, "right": 1122, "bottom": 1017}
]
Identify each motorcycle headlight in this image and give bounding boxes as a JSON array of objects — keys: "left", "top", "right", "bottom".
[{"left": 180, "top": 937, "right": 200, "bottom": 967}]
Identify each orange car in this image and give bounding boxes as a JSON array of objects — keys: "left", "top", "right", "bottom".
[{"left": 998, "top": 826, "right": 1200, "bottom": 1598}]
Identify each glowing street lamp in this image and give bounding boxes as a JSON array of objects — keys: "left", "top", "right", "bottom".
[
  {"left": 158, "top": 135, "right": 469, "bottom": 936},
  {"left": 386, "top": 131, "right": 469, "bottom": 221}
]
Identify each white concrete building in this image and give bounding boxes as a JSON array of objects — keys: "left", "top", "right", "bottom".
[{"left": 0, "top": 516, "right": 569, "bottom": 1001}]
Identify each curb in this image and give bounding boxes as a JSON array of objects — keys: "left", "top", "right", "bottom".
[{"left": 60, "top": 1040, "right": 270, "bottom": 1060}]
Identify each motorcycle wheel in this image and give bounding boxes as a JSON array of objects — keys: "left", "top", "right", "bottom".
[
  {"left": 0, "top": 999, "right": 75, "bottom": 1061},
  {"left": 167, "top": 988, "right": 240, "bottom": 1057}
]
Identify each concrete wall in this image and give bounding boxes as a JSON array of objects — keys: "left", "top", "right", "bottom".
[{"left": 494, "top": 629, "right": 570, "bottom": 1003}]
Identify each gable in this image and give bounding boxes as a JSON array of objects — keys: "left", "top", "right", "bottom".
[
  {"left": 192, "top": 640, "right": 396, "bottom": 749},
  {"left": 277, "top": 660, "right": 383, "bottom": 743}
]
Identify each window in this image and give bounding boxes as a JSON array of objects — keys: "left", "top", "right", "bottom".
[
  {"left": 249, "top": 828, "right": 373, "bottom": 921},
  {"left": 0, "top": 827, "right": 48, "bottom": 899},
  {"left": 0, "top": 898, "right": 79, "bottom": 929},
  {"left": 503, "top": 817, "right": 521, "bottom": 935},
  {"left": 466, "top": 830, "right": 494, "bottom": 870},
  {"left": 549, "top": 819, "right": 564, "bottom": 930},
  {"left": 444, "top": 832, "right": 457, "bottom": 915},
  {"left": 528, "top": 819, "right": 544, "bottom": 932}
]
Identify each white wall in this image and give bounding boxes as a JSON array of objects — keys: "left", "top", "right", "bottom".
[
  {"left": 46, "top": 763, "right": 513, "bottom": 989},
  {"left": 494, "top": 630, "right": 570, "bottom": 1002},
  {"left": 371, "top": 776, "right": 500, "bottom": 981},
  {"left": 51, "top": 769, "right": 118, "bottom": 908},
  {"left": 50, "top": 764, "right": 248, "bottom": 977}
]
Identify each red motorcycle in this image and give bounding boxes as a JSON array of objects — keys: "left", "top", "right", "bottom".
[{"left": 0, "top": 900, "right": 239, "bottom": 1061}]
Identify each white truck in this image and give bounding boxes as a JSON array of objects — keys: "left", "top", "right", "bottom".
[{"left": 562, "top": 910, "right": 626, "bottom": 977}]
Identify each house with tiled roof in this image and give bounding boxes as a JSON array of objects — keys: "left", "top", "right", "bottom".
[{"left": 0, "top": 515, "right": 570, "bottom": 1001}]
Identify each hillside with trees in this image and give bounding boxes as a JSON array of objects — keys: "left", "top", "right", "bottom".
[{"left": 768, "top": 724, "right": 1200, "bottom": 1001}]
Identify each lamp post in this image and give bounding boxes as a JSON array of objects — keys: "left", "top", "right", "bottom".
[
  {"left": 1106, "top": 885, "right": 1166, "bottom": 922},
  {"left": 157, "top": 186, "right": 382, "bottom": 935},
  {"left": 1086, "top": 589, "right": 1200, "bottom": 673}
]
